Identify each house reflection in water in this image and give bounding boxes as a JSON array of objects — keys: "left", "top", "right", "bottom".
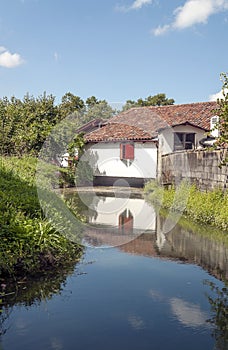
[
  {"left": 119, "top": 209, "right": 134, "bottom": 234},
  {"left": 83, "top": 195, "right": 157, "bottom": 247},
  {"left": 82, "top": 195, "right": 228, "bottom": 282}
]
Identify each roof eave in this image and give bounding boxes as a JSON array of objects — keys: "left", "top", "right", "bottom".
[{"left": 85, "top": 137, "right": 156, "bottom": 143}]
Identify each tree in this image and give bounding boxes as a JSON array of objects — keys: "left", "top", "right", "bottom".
[
  {"left": 122, "top": 93, "right": 175, "bottom": 111},
  {"left": 0, "top": 97, "right": 13, "bottom": 156},
  {"left": 86, "top": 96, "right": 99, "bottom": 109},
  {"left": 15, "top": 93, "right": 58, "bottom": 156},
  {"left": 0, "top": 93, "right": 59, "bottom": 156},
  {"left": 213, "top": 73, "right": 228, "bottom": 166},
  {"left": 59, "top": 92, "right": 85, "bottom": 119},
  {"left": 84, "top": 99, "right": 116, "bottom": 123}
]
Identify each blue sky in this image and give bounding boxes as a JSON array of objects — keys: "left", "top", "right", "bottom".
[{"left": 0, "top": 0, "right": 227, "bottom": 105}]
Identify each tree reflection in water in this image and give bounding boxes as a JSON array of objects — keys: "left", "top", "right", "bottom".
[
  {"left": 0, "top": 261, "right": 78, "bottom": 341},
  {"left": 204, "top": 280, "right": 228, "bottom": 350}
]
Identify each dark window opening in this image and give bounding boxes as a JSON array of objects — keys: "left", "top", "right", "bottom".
[{"left": 174, "top": 133, "right": 195, "bottom": 151}]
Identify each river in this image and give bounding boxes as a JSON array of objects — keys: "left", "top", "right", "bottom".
[{"left": 0, "top": 191, "right": 227, "bottom": 350}]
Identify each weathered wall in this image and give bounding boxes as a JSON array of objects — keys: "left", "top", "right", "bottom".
[
  {"left": 161, "top": 148, "right": 228, "bottom": 190},
  {"left": 85, "top": 141, "right": 157, "bottom": 179},
  {"left": 158, "top": 124, "right": 206, "bottom": 156},
  {"left": 156, "top": 216, "right": 228, "bottom": 280}
]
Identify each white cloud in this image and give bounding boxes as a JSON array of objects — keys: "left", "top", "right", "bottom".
[
  {"left": 116, "top": 0, "right": 152, "bottom": 12},
  {"left": 128, "top": 315, "right": 145, "bottom": 330},
  {"left": 153, "top": 24, "right": 170, "bottom": 36},
  {"left": 131, "top": 0, "right": 153, "bottom": 9},
  {"left": 0, "top": 47, "right": 25, "bottom": 68},
  {"left": 170, "top": 298, "right": 208, "bottom": 327},
  {"left": 54, "top": 52, "right": 60, "bottom": 62},
  {"left": 0, "top": 46, "right": 7, "bottom": 53},
  {"left": 149, "top": 289, "right": 164, "bottom": 302},
  {"left": 153, "top": 0, "right": 228, "bottom": 36},
  {"left": 209, "top": 88, "right": 228, "bottom": 101}
]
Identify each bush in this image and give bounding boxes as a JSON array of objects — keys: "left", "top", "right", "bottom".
[
  {"left": 144, "top": 180, "right": 228, "bottom": 231},
  {"left": 0, "top": 156, "right": 83, "bottom": 277}
]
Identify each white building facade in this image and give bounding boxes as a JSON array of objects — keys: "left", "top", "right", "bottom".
[
  {"left": 84, "top": 141, "right": 157, "bottom": 186},
  {"left": 83, "top": 102, "right": 217, "bottom": 187}
]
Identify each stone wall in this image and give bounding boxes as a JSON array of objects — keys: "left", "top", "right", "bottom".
[{"left": 161, "top": 148, "right": 228, "bottom": 191}]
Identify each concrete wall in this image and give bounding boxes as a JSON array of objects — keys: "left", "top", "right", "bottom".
[
  {"left": 156, "top": 215, "right": 228, "bottom": 280},
  {"left": 161, "top": 148, "right": 228, "bottom": 190}
]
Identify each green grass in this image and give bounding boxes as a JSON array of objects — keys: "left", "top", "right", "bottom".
[
  {"left": 144, "top": 180, "right": 228, "bottom": 232},
  {"left": 0, "top": 156, "right": 83, "bottom": 278}
]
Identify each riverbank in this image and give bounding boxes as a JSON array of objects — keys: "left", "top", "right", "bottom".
[
  {"left": 60, "top": 186, "right": 143, "bottom": 198},
  {"left": 0, "top": 156, "right": 83, "bottom": 279},
  {"left": 144, "top": 180, "right": 228, "bottom": 232}
]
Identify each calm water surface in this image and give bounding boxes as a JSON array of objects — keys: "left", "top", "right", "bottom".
[{"left": 1, "top": 193, "right": 227, "bottom": 350}]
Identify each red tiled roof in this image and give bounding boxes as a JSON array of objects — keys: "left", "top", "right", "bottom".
[
  {"left": 84, "top": 102, "right": 217, "bottom": 143},
  {"left": 76, "top": 118, "right": 106, "bottom": 134},
  {"left": 85, "top": 122, "right": 153, "bottom": 142}
]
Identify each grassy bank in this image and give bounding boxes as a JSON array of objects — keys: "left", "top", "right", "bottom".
[
  {"left": 144, "top": 181, "right": 228, "bottom": 231},
  {"left": 0, "top": 156, "right": 83, "bottom": 278}
]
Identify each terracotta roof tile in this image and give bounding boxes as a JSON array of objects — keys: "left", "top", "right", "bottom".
[
  {"left": 84, "top": 102, "right": 217, "bottom": 143},
  {"left": 85, "top": 123, "right": 152, "bottom": 142}
]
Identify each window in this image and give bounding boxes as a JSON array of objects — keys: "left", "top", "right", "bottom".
[
  {"left": 210, "top": 116, "right": 220, "bottom": 138},
  {"left": 120, "top": 143, "right": 134, "bottom": 160},
  {"left": 174, "top": 133, "right": 195, "bottom": 151}
]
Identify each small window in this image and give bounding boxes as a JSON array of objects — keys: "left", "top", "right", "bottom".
[
  {"left": 174, "top": 133, "right": 195, "bottom": 151},
  {"left": 120, "top": 143, "right": 134, "bottom": 160},
  {"left": 210, "top": 116, "right": 220, "bottom": 138}
]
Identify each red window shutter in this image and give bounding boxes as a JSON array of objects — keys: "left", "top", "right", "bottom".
[
  {"left": 120, "top": 143, "right": 134, "bottom": 160},
  {"left": 120, "top": 144, "right": 124, "bottom": 160},
  {"left": 125, "top": 143, "right": 134, "bottom": 160},
  {"left": 118, "top": 210, "right": 134, "bottom": 234}
]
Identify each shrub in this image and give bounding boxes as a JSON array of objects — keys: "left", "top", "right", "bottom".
[
  {"left": 0, "top": 156, "right": 83, "bottom": 278},
  {"left": 144, "top": 180, "right": 228, "bottom": 231}
]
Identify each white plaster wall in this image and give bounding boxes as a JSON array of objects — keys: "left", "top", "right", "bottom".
[
  {"left": 159, "top": 125, "right": 207, "bottom": 155},
  {"left": 85, "top": 142, "right": 157, "bottom": 179},
  {"left": 158, "top": 128, "right": 173, "bottom": 156},
  {"left": 89, "top": 196, "right": 156, "bottom": 231}
]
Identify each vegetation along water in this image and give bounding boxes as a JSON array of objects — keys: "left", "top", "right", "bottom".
[
  {"left": 0, "top": 156, "right": 83, "bottom": 278},
  {"left": 144, "top": 180, "right": 228, "bottom": 232},
  {"left": 0, "top": 82, "right": 228, "bottom": 348},
  {"left": 0, "top": 191, "right": 227, "bottom": 350}
]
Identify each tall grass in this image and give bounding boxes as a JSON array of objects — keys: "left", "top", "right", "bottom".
[
  {"left": 144, "top": 180, "right": 228, "bottom": 231},
  {"left": 0, "top": 156, "right": 83, "bottom": 278}
]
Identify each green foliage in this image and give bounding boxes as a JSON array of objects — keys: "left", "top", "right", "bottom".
[
  {"left": 75, "top": 159, "right": 94, "bottom": 186},
  {"left": 0, "top": 93, "right": 58, "bottom": 157},
  {"left": 214, "top": 73, "right": 228, "bottom": 165},
  {"left": 0, "top": 156, "right": 83, "bottom": 278},
  {"left": 59, "top": 92, "right": 85, "bottom": 119},
  {"left": 122, "top": 93, "right": 175, "bottom": 111},
  {"left": 144, "top": 180, "right": 165, "bottom": 206},
  {"left": 144, "top": 181, "right": 228, "bottom": 231},
  {"left": 84, "top": 99, "right": 116, "bottom": 122},
  {"left": 204, "top": 280, "right": 228, "bottom": 350},
  {"left": 68, "top": 133, "right": 85, "bottom": 160},
  {"left": 0, "top": 92, "right": 116, "bottom": 158}
]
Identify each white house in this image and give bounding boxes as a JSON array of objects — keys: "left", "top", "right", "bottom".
[
  {"left": 83, "top": 102, "right": 217, "bottom": 187},
  {"left": 82, "top": 195, "right": 156, "bottom": 247},
  {"left": 88, "top": 196, "right": 156, "bottom": 232}
]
